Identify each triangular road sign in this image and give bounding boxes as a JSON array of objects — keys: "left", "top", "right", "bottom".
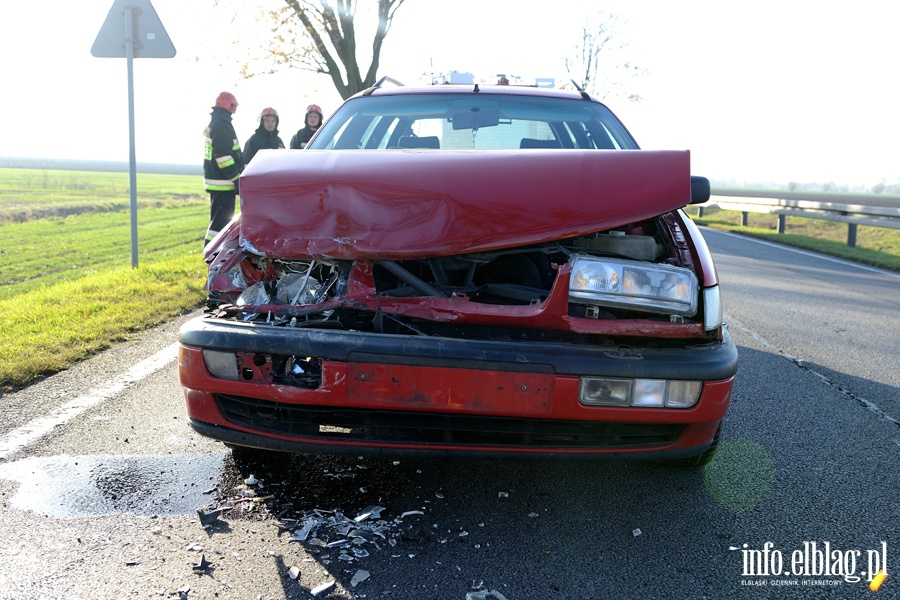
[{"left": 91, "top": 0, "right": 176, "bottom": 58}]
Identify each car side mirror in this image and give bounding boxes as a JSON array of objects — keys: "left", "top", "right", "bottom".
[{"left": 690, "top": 176, "right": 711, "bottom": 205}]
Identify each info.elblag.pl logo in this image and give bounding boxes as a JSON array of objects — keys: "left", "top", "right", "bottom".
[{"left": 734, "top": 541, "right": 888, "bottom": 591}]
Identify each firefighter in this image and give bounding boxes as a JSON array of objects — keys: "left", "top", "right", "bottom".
[
  {"left": 203, "top": 91, "right": 244, "bottom": 246},
  {"left": 243, "top": 107, "right": 285, "bottom": 164},
  {"left": 289, "top": 103, "right": 323, "bottom": 149}
]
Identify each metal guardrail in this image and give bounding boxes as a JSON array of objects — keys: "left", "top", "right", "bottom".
[{"left": 699, "top": 189, "right": 900, "bottom": 247}]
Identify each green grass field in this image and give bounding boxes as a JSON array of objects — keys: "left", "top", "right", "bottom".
[
  {"left": 0, "top": 167, "right": 898, "bottom": 390},
  {"left": 0, "top": 168, "right": 210, "bottom": 388},
  {"left": 0, "top": 168, "right": 206, "bottom": 222}
]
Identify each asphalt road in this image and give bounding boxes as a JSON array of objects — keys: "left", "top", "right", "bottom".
[{"left": 0, "top": 228, "right": 897, "bottom": 600}]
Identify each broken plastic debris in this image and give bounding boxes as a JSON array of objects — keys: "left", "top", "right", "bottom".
[
  {"left": 244, "top": 474, "right": 259, "bottom": 486},
  {"left": 349, "top": 530, "right": 377, "bottom": 543},
  {"left": 310, "top": 580, "right": 335, "bottom": 596},
  {"left": 350, "top": 569, "right": 370, "bottom": 587},
  {"left": 498, "top": 492, "right": 509, "bottom": 498},
  {"left": 354, "top": 505, "right": 385, "bottom": 522},
  {"left": 197, "top": 508, "right": 222, "bottom": 526},
  {"left": 186, "top": 543, "right": 203, "bottom": 552},
  {"left": 633, "top": 528, "right": 642, "bottom": 537},
  {"left": 466, "top": 591, "right": 509, "bottom": 600},
  {"left": 288, "top": 566, "right": 301, "bottom": 580},
  {"left": 289, "top": 518, "right": 317, "bottom": 542},
  {"left": 192, "top": 554, "right": 212, "bottom": 573},
  {"left": 528, "top": 512, "right": 539, "bottom": 518},
  {"left": 400, "top": 510, "right": 424, "bottom": 519}
]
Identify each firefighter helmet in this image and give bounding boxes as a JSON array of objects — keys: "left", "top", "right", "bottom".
[
  {"left": 258, "top": 107, "right": 279, "bottom": 120},
  {"left": 215, "top": 92, "right": 239, "bottom": 113}
]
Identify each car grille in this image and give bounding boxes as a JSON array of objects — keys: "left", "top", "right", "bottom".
[{"left": 216, "top": 394, "right": 683, "bottom": 449}]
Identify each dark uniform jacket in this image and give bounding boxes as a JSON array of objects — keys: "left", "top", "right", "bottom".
[
  {"left": 289, "top": 126, "right": 318, "bottom": 150},
  {"left": 244, "top": 126, "right": 285, "bottom": 164},
  {"left": 203, "top": 107, "right": 244, "bottom": 192}
]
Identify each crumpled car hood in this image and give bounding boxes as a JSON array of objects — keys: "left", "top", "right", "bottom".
[{"left": 239, "top": 149, "right": 691, "bottom": 259}]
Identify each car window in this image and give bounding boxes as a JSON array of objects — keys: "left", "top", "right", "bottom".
[{"left": 310, "top": 93, "right": 638, "bottom": 151}]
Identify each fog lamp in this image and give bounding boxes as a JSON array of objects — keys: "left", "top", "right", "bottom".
[
  {"left": 579, "top": 378, "right": 631, "bottom": 407},
  {"left": 579, "top": 377, "right": 702, "bottom": 408},
  {"left": 202, "top": 349, "right": 239, "bottom": 380}
]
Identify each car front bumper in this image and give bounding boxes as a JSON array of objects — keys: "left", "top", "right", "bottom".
[{"left": 179, "top": 317, "right": 738, "bottom": 458}]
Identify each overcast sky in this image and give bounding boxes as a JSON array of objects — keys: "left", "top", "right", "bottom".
[{"left": 1, "top": 0, "right": 897, "bottom": 188}]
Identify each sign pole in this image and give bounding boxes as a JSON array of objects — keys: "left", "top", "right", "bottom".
[
  {"left": 91, "top": 0, "right": 175, "bottom": 268},
  {"left": 125, "top": 6, "right": 139, "bottom": 268}
]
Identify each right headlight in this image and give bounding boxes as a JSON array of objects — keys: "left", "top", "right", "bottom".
[{"left": 568, "top": 255, "right": 698, "bottom": 316}]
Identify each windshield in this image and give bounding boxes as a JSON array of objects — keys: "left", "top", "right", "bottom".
[{"left": 308, "top": 92, "right": 639, "bottom": 151}]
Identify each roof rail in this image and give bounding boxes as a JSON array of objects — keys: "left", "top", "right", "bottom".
[
  {"left": 362, "top": 76, "right": 405, "bottom": 96},
  {"left": 557, "top": 79, "right": 590, "bottom": 100}
]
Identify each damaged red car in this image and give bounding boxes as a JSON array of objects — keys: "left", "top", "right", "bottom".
[{"left": 179, "top": 80, "right": 738, "bottom": 465}]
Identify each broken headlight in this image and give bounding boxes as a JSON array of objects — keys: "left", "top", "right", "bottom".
[{"left": 568, "top": 255, "right": 697, "bottom": 316}]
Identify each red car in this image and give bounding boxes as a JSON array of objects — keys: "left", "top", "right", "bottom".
[{"left": 179, "top": 80, "right": 737, "bottom": 465}]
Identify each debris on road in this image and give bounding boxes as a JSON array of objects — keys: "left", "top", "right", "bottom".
[
  {"left": 191, "top": 554, "right": 212, "bottom": 574},
  {"left": 350, "top": 569, "right": 370, "bottom": 587},
  {"left": 310, "top": 580, "right": 335, "bottom": 596},
  {"left": 196, "top": 507, "right": 222, "bottom": 526},
  {"left": 466, "top": 591, "right": 509, "bottom": 600}
]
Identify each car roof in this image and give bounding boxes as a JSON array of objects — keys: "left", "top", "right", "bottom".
[{"left": 351, "top": 83, "right": 597, "bottom": 103}]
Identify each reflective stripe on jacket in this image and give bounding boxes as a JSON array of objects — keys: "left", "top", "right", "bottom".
[{"left": 203, "top": 107, "right": 244, "bottom": 192}]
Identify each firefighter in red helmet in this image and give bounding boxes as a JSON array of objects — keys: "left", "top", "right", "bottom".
[
  {"left": 289, "top": 103, "right": 323, "bottom": 149},
  {"left": 243, "top": 107, "right": 285, "bottom": 164},
  {"left": 202, "top": 92, "right": 244, "bottom": 246}
]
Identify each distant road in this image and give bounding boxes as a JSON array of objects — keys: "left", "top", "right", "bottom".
[{"left": 0, "top": 155, "right": 200, "bottom": 176}]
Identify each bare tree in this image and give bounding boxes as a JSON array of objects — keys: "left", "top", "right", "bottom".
[
  {"left": 565, "top": 10, "right": 643, "bottom": 102},
  {"left": 248, "top": 0, "right": 406, "bottom": 100}
]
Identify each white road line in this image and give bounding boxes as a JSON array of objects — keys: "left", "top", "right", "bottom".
[
  {"left": 726, "top": 314, "right": 900, "bottom": 431},
  {"left": 702, "top": 227, "right": 900, "bottom": 279},
  {"left": 0, "top": 343, "right": 179, "bottom": 460}
]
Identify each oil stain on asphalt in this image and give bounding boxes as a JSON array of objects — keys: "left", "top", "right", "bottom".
[
  {"left": 0, "top": 453, "right": 226, "bottom": 517},
  {"left": 0, "top": 451, "right": 413, "bottom": 520}
]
